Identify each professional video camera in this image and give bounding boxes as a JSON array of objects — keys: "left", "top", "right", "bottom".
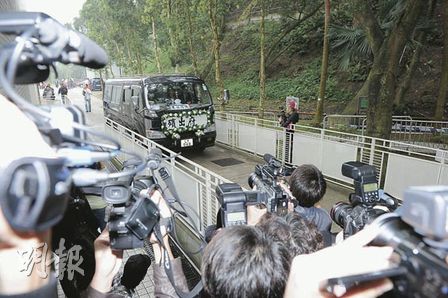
[
  {"left": 324, "top": 186, "right": 448, "bottom": 298},
  {"left": 102, "top": 176, "right": 159, "bottom": 250},
  {"left": 330, "top": 161, "right": 398, "bottom": 238},
  {"left": 215, "top": 153, "right": 296, "bottom": 227}
]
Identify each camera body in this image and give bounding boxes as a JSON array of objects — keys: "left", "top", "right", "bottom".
[
  {"left": 331, "top": 161, "right": 396, "bottom": 238},
  {"left": 103, "top": 176, "right": 160, "bottom": 249},
  {"left": 369, "top": 186, "right": 448, "bottom": 297},
  {"left": 216, "top": 154, "right": 294, "bottom": 227}
]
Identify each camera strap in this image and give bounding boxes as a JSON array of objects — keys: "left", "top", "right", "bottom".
[
  {"left": 158, "top": 167, "right": 205, "bottom": 241},
  {"left": 153, "top": 225, "right": 203, "bottom": 298}
]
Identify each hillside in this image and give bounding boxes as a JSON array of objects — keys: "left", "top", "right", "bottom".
[{"left": 205, "top": 6, "right": 445, "bottom": 120}]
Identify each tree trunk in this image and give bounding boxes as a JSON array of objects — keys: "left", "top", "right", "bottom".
[
  {"left": 165, "top": 0, "right": 180, "bottom": 72},
  {"left": 366, "top": 0, "right": 425, "bottom": 139},
  {"left": 394, "top": 39, "right": 423, "bottom": 107},
  {"left": 109, "top": 64, "right": 115, "bottom": 78},
  {"left": 350, "top": 0, "right": 425, "bottom": 138},
  {"left": 185, "top": 0, "right": 199, "bottom": 75},
  {"left": 152, "top": 17, "right": 162, "bottom": 73},
  {"left": 435, "top": 0, "right": 448, "bottom": 120},
  {"left": 208, "top": 0, "right": 225, "bottom": 110},
  {"left": 314, "top": 0, "right": 330, "bottom": 126},
  {"left": 259, "top": 2, "right": 266, "bottom": 118},
  {"left": 395, "top": 0, "right": 436, "bottom": 107}
]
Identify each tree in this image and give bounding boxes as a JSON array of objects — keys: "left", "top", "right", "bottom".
[
  {"left": 394, "top": 0, "right": 436, "bottom": 107},
  {"left": 435, "top": 0, "right": 448, "bottom": 120},
  {"left": 183, "top": 0, "right": 199, "bottom": 75},
  {"left": 258, "top": 0, "right": 267, "bottom": 118},
  {"left": 314, "top": 0, "right": 330, "bottom": 126},
  {"left": 351, "top": 0, "right": 426, "bottom": 138},
  {"left": 207, "top": 0, "right": 225, "bottom": 109}
]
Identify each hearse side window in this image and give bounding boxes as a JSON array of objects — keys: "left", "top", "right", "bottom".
[
  {"left": 123, "top": 86, "right": 132, "bottom": 104},
  {"left": 132, "top": 86, "right": 141, "bottom": 107},
  {"left": 111, "top": 85, "right": 122, "bottom": 105},
  {"left": 104, "top": 85, "right": 112, "bottom": 102}
]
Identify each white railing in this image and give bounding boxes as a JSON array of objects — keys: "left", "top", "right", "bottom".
[
  {"left": 104, "top": 118, "right": 230, "bottom": 230},
  {"left": 216, "top": 112, "right": 448, "bottom": 199},
  {"left": 322, "top": 114, "right": 448, "bottom": 149}
]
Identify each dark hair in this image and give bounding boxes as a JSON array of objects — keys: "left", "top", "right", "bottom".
[
  {"left": 121, "top": 254, "right": 152, "bottom": 290},
  {"left": 257, "top": 213, "right": 324, "bottom": 256},
  {"left": 289, "top": 164, "right": 326, "bottom": 207},
  {"left": 201, "top": 225, "right": 290, "bottom": 298}
]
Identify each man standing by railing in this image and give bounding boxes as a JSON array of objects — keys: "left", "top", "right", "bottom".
[{"left": 58, "top": 81, "right": 68, "bottom": 104}]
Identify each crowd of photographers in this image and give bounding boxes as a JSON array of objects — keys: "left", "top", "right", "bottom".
[{"left": 0, "top": 95, "right": 397, "bottom": 298}]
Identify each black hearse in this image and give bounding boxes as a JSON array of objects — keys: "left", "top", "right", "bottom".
[{"left": 103, "top": 75, "right": 216, "bottom": 150}]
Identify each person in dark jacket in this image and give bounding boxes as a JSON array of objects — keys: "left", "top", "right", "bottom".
[
  {"left": 58, "top": 82, "right": 68, "bottom": 104},
  {"left": 280, "top": 101, "right": 299, "bottom": 163}
]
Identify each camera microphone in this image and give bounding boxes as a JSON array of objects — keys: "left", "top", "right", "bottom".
[
  {"left": 0, "top": 12, "right": 108, "bottom": 72},
  {"left": 71, "top": 168, "right": 109, "bottom": 187},
  {"left": 57, "top": 148, "right": 118, "bottom": 167}
]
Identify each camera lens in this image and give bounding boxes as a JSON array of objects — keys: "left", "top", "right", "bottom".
[
  {"left": 248, "top": 173, "right": 258, "bottom": 189},
  {"left": 330, "top": 201, "right": 352, "bottom": 228}
]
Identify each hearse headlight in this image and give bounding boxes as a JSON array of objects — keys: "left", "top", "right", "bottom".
[
  {"left": 204, "top": 123, "right": 216, "bottom": 133},
  {"left": 144, "top": 109, "right": 158, "bottom": 118}
]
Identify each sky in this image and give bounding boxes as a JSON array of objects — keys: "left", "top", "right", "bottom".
[{"left": 20, "top": 0, "right": 87, "bottom": 24}]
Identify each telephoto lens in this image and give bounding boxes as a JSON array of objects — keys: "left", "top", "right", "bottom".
[{"left": 329, "top": 201, "right": 352, "bottom": 228}]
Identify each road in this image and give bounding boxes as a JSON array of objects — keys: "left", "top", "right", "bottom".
[{"left": 63, "top": 87, "right": 351, "bottom": 221}]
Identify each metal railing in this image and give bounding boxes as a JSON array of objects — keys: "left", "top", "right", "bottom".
[
  {"left": 216, "top": 112, "right": 448, "bottom": 199},
  {"left": 322, "top": 114, "right": 448, "bottom": 150}
]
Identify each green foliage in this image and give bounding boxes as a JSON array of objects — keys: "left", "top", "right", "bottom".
[{"left": 208, "top": 59, "right": 352, "bottom": 103}]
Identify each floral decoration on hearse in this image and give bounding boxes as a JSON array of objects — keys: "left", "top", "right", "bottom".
[{"left": 161, "top": 109, "right": 212, "bottom": 139}]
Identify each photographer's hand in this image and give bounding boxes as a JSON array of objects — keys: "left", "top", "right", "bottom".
[
  {"left": 284, "top": 224, "right": 394, "bottom": 298},
  {"left": 148, "top": 189, "right": 172, "bottom": 244},
  {"left": 247, "top": 204, "right": 267, "bottom": 226},
  {"left": 277, "top": 180, "right": 295, "bottom": 212},
  {"left": 90, "top": 227, "right": 123, "bottom": 293}
]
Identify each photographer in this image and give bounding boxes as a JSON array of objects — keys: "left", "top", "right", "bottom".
[
  {"left": 202, "top": 225, "right": 291, "bottom": 298},
  {"left": 282, "top": 164, "right": 333, "bottom": 246},
  {"left": 257, "top": 212, "right": 325, "bottom": 256}
]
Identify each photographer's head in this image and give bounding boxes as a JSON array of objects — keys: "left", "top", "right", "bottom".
[
  {"left": 202, "top": 225, "right": 290, "bottom": 298},
  {"left": 257, "top": 212, "right": 324, "bottom": 256},
  {"left": 289, "top": 164, "right": 326, "bottom": 207}
]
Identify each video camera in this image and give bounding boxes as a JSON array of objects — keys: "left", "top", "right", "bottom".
[
  {"left": 100, "top": 149, "right": 171, "bottom": 250},
  {"left": 330, "top": 161, "right": 398, "bottom": 238},
  {"left": 102, "top": 176, "right": 160, "bottom": 250},
  {"left": 215, "top": 154, "right": 295, "bottom": 227},
  {"left": 325, "top": 187, "right": 448, "bottom": 298}
]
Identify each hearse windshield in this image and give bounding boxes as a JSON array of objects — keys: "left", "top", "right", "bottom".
[{"left": 145, "top": 80, "right": 212, "bottom": 108}]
